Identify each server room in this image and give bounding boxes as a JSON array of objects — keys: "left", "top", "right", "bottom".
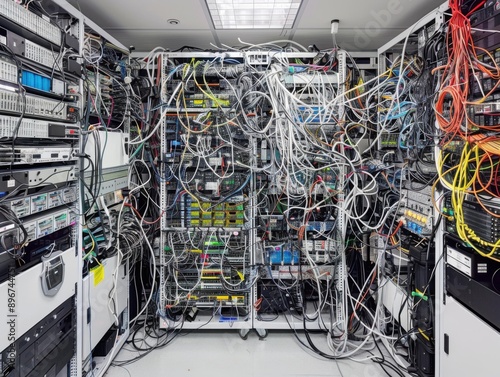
[{"left": 0, "top": 0, "right": 498, "bottom": 376}]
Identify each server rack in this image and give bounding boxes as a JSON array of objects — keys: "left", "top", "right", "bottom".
[{"left": 154, "top": 51, "right": 354, "bottom": 337}]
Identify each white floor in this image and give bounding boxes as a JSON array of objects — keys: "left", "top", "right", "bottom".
[{"left": 104, "top": 330, "right": 405, "bottom": 377}]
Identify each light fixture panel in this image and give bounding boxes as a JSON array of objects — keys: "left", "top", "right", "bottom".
[{"left": 206, "top": 0, "right": 302, "bottom": 29}]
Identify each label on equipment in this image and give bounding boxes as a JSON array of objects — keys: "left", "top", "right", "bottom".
[
  {"left": 477, "top": 263, "right": 488, "bottom": 274},
  {"left": 0, "top": 223, "right": 15, "bottom": 232},
  {"left": 446, "top": 247, "right": 472, "bottom": 277},
  {"left": 7, "top": 179, "right": 14, "bottom": 188}
]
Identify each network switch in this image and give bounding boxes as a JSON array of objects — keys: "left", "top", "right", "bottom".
[
  {"left": 0, "top": 27, "right": 58, "bottom": 68},
  {"left": 25, "top": 188, "right": 76, "bottom": 216},
  {"left": 0, "top": 145, "right": 77, "bottom": 165},
  {"left": 0, "top": 115, "right": 78, "bottom": 139},
  {"left": 83, "top": 166, "right": 128, "bottom": 205},
  {"left": 0, "top": 87, "right": 74, "bottom": 121},
  {"left": 0, "top": 165, "right": 77, "bottom": 193},
  {"left": 303, "top": 239, "right": 335, "bottom": 262},
  {"left": 0, "top": 0, "right": 61, "bottom": 46},
  {"left": 21, "top": 207, "right": 74, "bottom": 243},
  {"left": 27, "top": 165, "right": 77, "bottom": 186}
]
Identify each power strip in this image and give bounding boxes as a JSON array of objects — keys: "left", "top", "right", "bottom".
[
  {"left": 284, "top": 72, "right": 338, "bottom": 86},
  {"left": 0, "top": 0, "right": 61, "bottom": 46},
  {"left": 246, "top": 52, "right": 270, "bottom": 66}
]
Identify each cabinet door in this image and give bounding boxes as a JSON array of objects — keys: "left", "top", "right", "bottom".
[{"left": 439, "top": 296, "right": 500, "bottom": 377}]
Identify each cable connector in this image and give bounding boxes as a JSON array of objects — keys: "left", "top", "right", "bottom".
[{"left": 330, "top": 19, "right": 339, "bottom": 34}]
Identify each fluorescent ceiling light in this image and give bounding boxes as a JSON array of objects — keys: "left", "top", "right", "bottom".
[{"left": 206, "top": 0, "right": 302, "bottom": 29}]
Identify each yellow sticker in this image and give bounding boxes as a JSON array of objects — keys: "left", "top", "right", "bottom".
[{"left": 92, "top": 265, "right": 105, "bottom": 286}]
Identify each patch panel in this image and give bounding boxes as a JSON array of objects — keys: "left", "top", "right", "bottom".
[
  {"left": 198, "top": 282, "right": 224, "bottom": 289},
  {"left": 83, "top": 168, "right": 128, "bottom": 200},
  {"left": 284, "top": 72, "right": 338, "bottom": 86},
  {"left": 296, "top": 106, "right": 328, "bottom": 123},
  {"left": 261, "top": 265, "right": 333, "bottom": 280},
  {"left": 188, "top": 201, "right": 246, "bottom": 228},
  {"left": 0, "top": 115, "right": 79, "bottom": 139},
  {"left": 183, "top": 293, "right": 247, "bottom": 307},
  {"left": 0, "top": 0, "right": 61, "bottom": 46},
  {"left": 0, "top": 87, "right": 73, "bottom": 121},
  {"left": 401, "top": 187, "right": 434, "bottom": 237},
  {"left": 260, "top": 214, "right": 285, "bottom": 231},
  {"left": 246, "top": 52, "right": 270, "bottom": 65},
  {"left": 303, "top": 239, "right": 335, "bottom": 262},
  {"left": 201, "top": 269, "right": 231, "bottom": 280},
  {"left": 183, "top": 95, "right": 233, "bottom": 108}
]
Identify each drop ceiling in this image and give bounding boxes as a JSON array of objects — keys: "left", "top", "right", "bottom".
[{"left": 68, "top": 0, "right": 445, "bottom": 52}]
